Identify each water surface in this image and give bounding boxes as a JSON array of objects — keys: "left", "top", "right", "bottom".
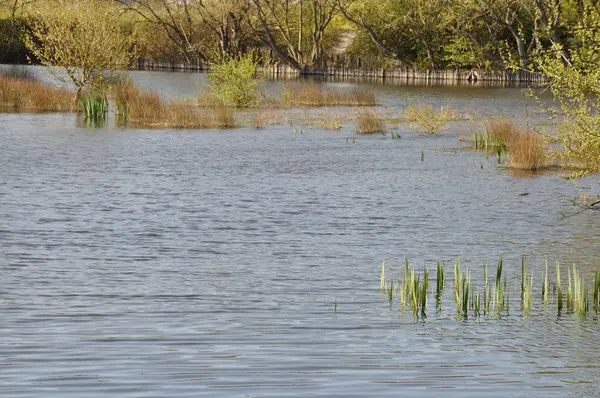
[{"left": 1, "top": 71, "right": 600, "bottom": 397}]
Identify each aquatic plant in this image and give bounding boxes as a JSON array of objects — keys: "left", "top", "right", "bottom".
[
  {"left": 404, "top": 98, "right": 456, "bottom": 135},
  {"left": 113, "top": 83, "right": 236, "bottom": 129},
  {"left": 557, "top": 262, "right": 563, "bottom": 314},
  {"left": 281, "top": 82, "right": 376, "bottom": 106},
  {"left": 355, "top": 110, "right": 386, "bottom": 134},
  {"left": 483, "top": 118, "right": 546, "bottom": 170},
  {"left": 79, "top": 92, "right": 108, "bottom": 122},
  {"left": 0, "top": 76, "right": 76, "bottom": 112}
]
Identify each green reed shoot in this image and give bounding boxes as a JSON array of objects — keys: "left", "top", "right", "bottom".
[
  {"left": 80, "top": 93, "right": 108, "bottom": 122},
  {"left": 461, "top": 269, "right": 470, "bottom": 317},
  {"left": 435, "top": 261, "right": 444, "bottom": 312},
  {"left": 483, "top": 261, "right": 489, "bottom": 315},
  {"left": 557, "top": 262, "right": 563, "bottom": 314},
  {"left": 523, "top": 272, "right": 533, "bottom": 316},
  {"left": 421, "top": 268, "right": 429, "bottom": 318},
  {"left": 454, "top": 257, "right": 463, "bottom": 314},
  {"left": 493, "top": 257, "right": 504, "bottom": 313},
  {"left": 572, "top": 265, "right": 588, "bottom": 316}
]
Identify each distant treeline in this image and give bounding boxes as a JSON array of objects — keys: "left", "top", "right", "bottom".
[{"left": 0, "top": 0, "right": 591, "bottom": 72}]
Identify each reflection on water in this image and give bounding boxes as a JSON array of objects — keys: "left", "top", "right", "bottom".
[{"left": 1, "top": 71, "right": 600, "bottom": 397}]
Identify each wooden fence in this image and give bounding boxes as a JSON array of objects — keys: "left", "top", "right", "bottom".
[{"left": 136, "top": 58, "right": 547, "bottom": 84}]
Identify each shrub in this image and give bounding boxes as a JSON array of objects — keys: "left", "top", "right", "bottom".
[
  {"left": 404, "top": 98, "right": 456, "bottom": 135},
  {"left": 207, "top": 52, "right": 261, "bottom": 107}
]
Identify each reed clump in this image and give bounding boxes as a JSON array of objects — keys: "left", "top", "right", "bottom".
[
  {"left": 355, "top": 110, "right": 386, "bottom": 134},
  {"left": 282, "top": 83, "right": 376, "bottom": 106},
  {"left": 112, "top": 84, "right": 236, "bottom": 129},
  {"left": 404, "top": 99, "right": 457, "bottom": 135},
  {"left": 483, "top": 118, "right": 547, "bottom": 170},
  {"left": 0, "top": 76, "right": 76, "bottom": 112}
]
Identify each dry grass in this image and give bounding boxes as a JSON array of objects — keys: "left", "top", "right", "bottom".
[
  {"left": 355, "top": 110, "right": 386, "bottom": 134},
  {"left": 0, "top": 76, "right": 76, "bottom": 112},
  {"left": 112, "top": 84, "right": 236, "bottom": 129},
  {"left": 282, "top": 82, "right": 376, "bottom": 106},
  {"left": 316, "top": 112, "right": 343, "bottom": 130},
  {"left": 484, "top": 118, "right": 547, "bottom": 170},
  {"left": 404, "top": 100, "right": 457, "bottom": 135}
]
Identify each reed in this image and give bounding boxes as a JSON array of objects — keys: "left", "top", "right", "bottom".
[
  {"left": 572, "top": 265, "right": 588, "bottom": 316},
  {"left": 484, "top": 118, "right": 547, "bottom": 170},
  {"left": 380, "top": 261, "right": 386, "bottom": 291},
  {"left": 567, "top": 267, "right": 573, "bottom": 313},
  {"left": 355, "top": 110, "right": 386, "bottom": 134},
  {"left": 0, "top": 76, "right": 76, "bottom": 112},
  {"left": 453, "top": 257, "right": 463, "bottom": 315},
  {"left": 436, "top": 261, "right": 445, "bottom": 297},
  {"left": 79, "top": 92, "right": 108, "bottom": 122},
  {"left": 112, "top": 84, "right": 236, "bottom": 129},
  {"left": 483, "top": 261, "right": 490, "bottom": 315},
  {"left": 557, "top": 262, "right": 563, "bottom": 314},
  {"left": 405, "top": 99, "right": 456, "bottom": 135},
  {"left": 523, "top": 272, "right": 533, "bottom": 316},
  {"left": 281, "top": 83, "right": 376, "bottom": 106},
  {"left": 493, "top": 257, "right": 505, "bottom": 313},
  {"left": 542, "top": 259, "right": 549, "bottom": 306},
  {"left": 421, "top": 268, "right": 429, "bottom": 318}
]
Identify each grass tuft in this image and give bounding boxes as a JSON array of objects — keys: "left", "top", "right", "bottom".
[
  {"left": 355, "top": 110, "right": 386, "bottom": 134},
  {"left": 0, "top": 76, "right": 76, "bottom": 112},
  {"left": 282, "top": 83, "right": 376, "bottom": 106}
]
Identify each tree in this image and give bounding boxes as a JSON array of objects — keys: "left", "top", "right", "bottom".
[
  {"left": 249, "top": 0, "right": 338, "bottom": 68},
  {"left": 24, "top": 0, "right": 134, "bottom": 96},
  {"left": 527, "top": 0, "right": 600, "bottom": 178},
  {"left": 119, "top": 0, "right": 252, "bottom": 63}
]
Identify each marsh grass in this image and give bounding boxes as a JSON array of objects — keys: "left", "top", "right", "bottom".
[
  {"left": 113, "top": 84, "right": 236, "bottom": 129},
  {"left": 483, "top": 119, "right": 547, "bottom": 170},
  {"left": 355, "top": 110, "right": 386, "bottom": 134},
  {"left": 380, "top": 256, "right": 599, "bottom": 320},
  {"left": 282, "top": 83, "right": 376, "bottom": 106},
  {"left": 79, "top": 92, "right": 108, "bottom": 122},
  {"left": 404, "top": 99, "right": 457, "bottom": 135},
  {"left": 0, "top": 76, "right": 76, "bottom": 112}
]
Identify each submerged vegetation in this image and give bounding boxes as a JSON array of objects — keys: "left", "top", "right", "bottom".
[
  {"left": 380, "top": 257, "right": 600, "bottom": 320},
  {"left": 404, "top": 99, "right": 456, "bottom": 135}
]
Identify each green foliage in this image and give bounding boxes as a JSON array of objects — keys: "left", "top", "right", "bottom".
[
  {"left": 79, "top": 92, "right": 108, "bottom": 123},
  {"left": 24, "top": 0, "right": 134, "bottom": 96},
  {"left": 207, "top": 53, "right": 262, "bottom": 107},
  {"left": 527, "top": 0, "right": 600, "bottom": 179}
]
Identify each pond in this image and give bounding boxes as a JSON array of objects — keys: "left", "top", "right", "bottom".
[{"left": 1, "top": 68, "right": 600, "bottom": 397}]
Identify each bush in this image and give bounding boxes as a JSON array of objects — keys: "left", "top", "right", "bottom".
[{"left": 207, "top": 53, "right": 261, "bottom": 107}]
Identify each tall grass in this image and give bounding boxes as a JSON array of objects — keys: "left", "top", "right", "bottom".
[
  {"left": 79, "top": 92, "right": 108, "bottom": 123},
  {"left": 282, "top": 83, "right": 376, "bottom": 106},
  {"left": 112, "top": 84, "right": 236, "bottom": 129},
  {"left": 0, "top": 76, "right": 76, "bottom": 112},
  {"left": 355, "top": 110, "right": 386, "bottom": 134},
  {"left": 379, "top": 256, "right": 599, "bottom": 320},
  {"left": 405, "top": 99, "right": 456, "bottom": 135},
  {"left": 483, "top": 119, "right": 547, "bottom": 170}
]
